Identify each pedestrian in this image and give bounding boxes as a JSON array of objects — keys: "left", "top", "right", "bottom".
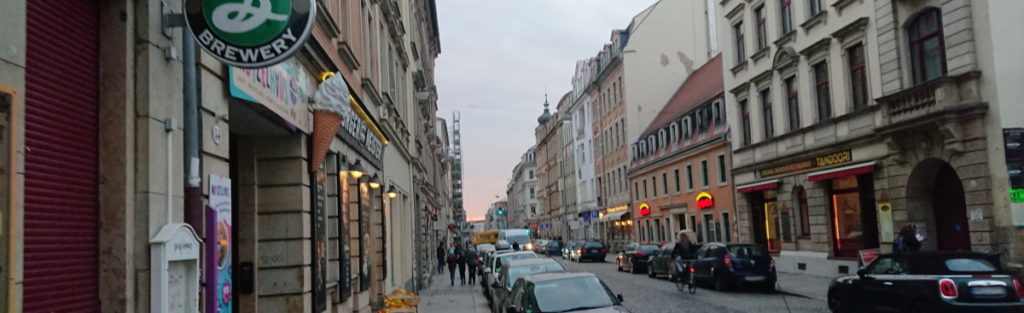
[
  {"left": 512, "top": 241, "right": 520, "bottom": 251},
  {"left": 446, "top": 249, "right": 459, "bottom": 286},
  {"left": 466, "top": 246, "right": 479, "bottom": 285},
  {"left": 436, "top": 242, "right": 446, "bottom": 274},
  {"left": 457, "top": 248, "right": 467, "bottom": 285},
  {"left": 896, "top": 224, "right": 922, "bottom": 252}
]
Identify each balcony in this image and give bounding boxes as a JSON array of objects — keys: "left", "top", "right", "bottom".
[{"left": 879, "top": 72, "right": 983, "bottom": 126}]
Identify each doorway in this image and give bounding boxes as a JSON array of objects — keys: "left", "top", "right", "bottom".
[{"left": 907, "top": 158, "right": 971, "bottom": 251}]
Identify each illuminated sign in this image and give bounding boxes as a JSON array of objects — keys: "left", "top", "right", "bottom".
[
  {"left": 759, "top": 149, "right": 853, "bottom": 177},
  {"left": 638, "top": 203, "right": 651, "bottom": 216},
  {"left": 696, "top": 192, "right": 714, "bottom": 209},
  {"left": 605, "top": 205, "right": 629, "bottom": 213}
]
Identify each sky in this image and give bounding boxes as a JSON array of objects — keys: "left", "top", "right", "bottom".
[{"left": 434, "top": 0, "right": 659, "bottom": 221}]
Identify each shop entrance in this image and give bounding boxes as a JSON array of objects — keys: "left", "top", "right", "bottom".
[
  {"left": 907, "top": 159, "right": 970, "bottom": 251},
  {"left": 748, "top": 190, "right": 779, "bottom": 252}
]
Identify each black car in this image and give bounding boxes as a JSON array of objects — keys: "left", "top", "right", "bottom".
[
  {"left": 573, "top": 240, "right": 608, "bottom": 262},
  {"left": 543, "top": 240, "right": 562, "bottom": 256},
  {"left": 646, "top": 242, "right": 677, "bottom": 279},
  {"left": 828, "top": 251, "right": 1024, "bottom": 313},
  {"left": 691, "top": 243, "right": 776, "bottom": 291},
  {"left": 616, "top": 243, "right": 661, "bottom": 274}
]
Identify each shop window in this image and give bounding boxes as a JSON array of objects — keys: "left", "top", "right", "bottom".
[
  {"left": 829, "top": 175, "right": 878, "bottom": 258},
  {"left": 705, "top": 213, "right": 718, "bottom": 243},
  {"left": 690, "top": 215, "right": 699, "bottom": 242},
  {"left": 722, "top": 211, "right": 732, "bottom": 242},
  {"left": 763, "top": 189, "right": 781, "bottom": 252},
  {"left": 646, "top": 220, "right": 653, "bottom": 242},
  {"left": 794, "top": 186, "right": 809, "bottom": 237},
  {"left": 907, "top": 8, "right": 946, "bottom": 85},
  {"left": 655, "top": 219, "right": 663, "bottom": 242}
]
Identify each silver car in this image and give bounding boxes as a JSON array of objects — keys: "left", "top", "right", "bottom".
[
  {"left": 506, "top": 272, "right": 630, "bottom": 313},
  {"left": 482, "top": 251, "right": 538, "bottom": 300},
  {"left": 491, "top": 258, "right": 565, "bottom": 313}
]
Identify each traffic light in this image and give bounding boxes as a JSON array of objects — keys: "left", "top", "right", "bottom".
[{"left": 497, "top": 208, "right": 505, "bottom": 216}]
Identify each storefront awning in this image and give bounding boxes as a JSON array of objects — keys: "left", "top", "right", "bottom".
[
  {"left": 599, "top": 210, "right": 628, "bottom": 222},
  {"left": 736, "top": 179, "right": 781, "bottom": 193},
  {"left": 807, "top": 161, "right": 877, "bottom": 182}
]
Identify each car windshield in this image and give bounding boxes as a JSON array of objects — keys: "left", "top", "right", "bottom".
[
  {"left": 638, "top": 245, "right": 660, "bottom": 253},
  {"left": 945, "top": 258, "right": 998, "bottom": 272},
  {"left": 506, "top": 263, "right": 564, "bottom": 288},
  {"left": 533, "top": 276, "right": 617, "bottom": 312},
  {"left": 583, "top": 242, "right": 604, "bottom": 249},
  {"left": 728, "top": 245, "right": 767, "bottom": 258},
  {"left": 548, "top": 241, "right": 561, "bottom": 248}
]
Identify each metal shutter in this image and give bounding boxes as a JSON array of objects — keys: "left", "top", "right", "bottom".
[{"left": 24, "top": 0, "right": 100, "bottom": 311}]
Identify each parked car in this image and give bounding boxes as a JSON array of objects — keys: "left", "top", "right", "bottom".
[
  {"left": 534, "top": 239, "right": 549, "bottom": 253},
  {"left": 483, "top": 251, "right": 538, "bottom": 299},
  {"left": 691, "top": 243, "right": 776, "bottom": 291},
  {"left": 543, "top": 240, "right": 563, "bottom": 256},
  {"left": 828, "top": 251, "right": 1024, "bottom": 313},
  {"left": 646, "top": 242, "right": 677, "bottom": 279},
  {"left": 506, "top": 272, "right": 630, "bottom": 313},
  {"left": 491, "top": 258, "right": 565, "bottom": 313},
  {"left": 481, "top": 249, "right": 520, "bottom": 287},
  {"left": 616, "top": 243, "right": 661, "bottom": 274},
  {"left": 572, "top": 240, "right": 608, "bottom": 262},
  {"left": 562, "top": 241, "right": 579, "bottom": 260}
]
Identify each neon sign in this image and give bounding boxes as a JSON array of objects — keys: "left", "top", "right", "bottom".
[
  {"left": 696, "top": 192, "right": 714, "bottom": 209},
  {"left": 639, "top": 203, "right": 651, "bottom": 216}
]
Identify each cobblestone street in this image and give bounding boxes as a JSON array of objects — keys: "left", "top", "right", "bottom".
[{"left": 552, "top": 256, "right": 829, "bottom": 313}]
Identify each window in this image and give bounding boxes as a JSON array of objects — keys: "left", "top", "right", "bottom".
[
  {"left": 785, "top": 77, "right": 800, "bottom": 131},
  {"left": 721, "top": 212, "right": 732, "bottom": 242},
  {"left": 530, "top": 205, "right": 536, "bottom": 215},
  {"left": 683, "top": 117, "right": 692, "bottom": 139},
  {"left": 755, "top": 5, "right": 767, "bottom": 50},
  {"left": 700, "top": 160, "right": 709, "bottom": 187},
  {"left": 830, "top": 175, "right": 874, "bottom": 258},
  {"left": 760, "top": 89, "right": 774, "bottom": 139},
  {"left": 733, "top": 22, "right": 746, "bottom": 63},
  {"left": 655, "top": 219, "right": 663, "bottom": 242},
  {"left": 740, "top": 99, "right": 751, "bottom": 145},
  {"left": 813, "top": 62, "right": 832, "bottom": 121},
  {"left": 529, "top": 170, "right": 534, "bottom": 179},
  {"left": 686, "top": 164, "right": 694, "bottom": 190},
  {"left": 907, "top": 8, "right": 946, "bottom": 85},
  {"left": 847, "top": 43, "right": 869, "bottom": 110},
  {"left": 634, "top": 182, "right": 639, "bottom": 200},
  {"left": 717, "top": 154, "right": 727, "bottom": 183},
  {"left": 652, "top": 176, "right": 658, "bottom": 197},
  {"left": 529, "top": 187, "right": 536, "bottom": 199},
  {"left": 674, "top": 169, "right": 681, "bottom": 192},
  {"left": 643, "top": 179, "right": 648, "bottom": 199},
  {"left": 794, "top": 186, "right": 809, "bottom": 237},
  {"left": 662, "top": 172, "right": 668, "bottom": 195},
  {"left": 780, "top": 0, "right": 793, "bottom": 34},
  {"left": 808, "top": 0, "right": 822, "bottom": 17}
]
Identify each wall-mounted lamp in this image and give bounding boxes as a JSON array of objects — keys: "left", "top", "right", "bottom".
[
  {"left": 349, "top": 160, "right": 365, "bottom": 179},
  {"left": 369, "top": 174, "right": 382, "bottom": 189},
  {"left": 386, "top": 185, "right": 398, "bottom": 199}
]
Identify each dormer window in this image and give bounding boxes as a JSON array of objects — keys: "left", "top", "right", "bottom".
[
  {"left": 670, "top": 122, "right": 679, "bottom": 143},
  {"left": 647, "top": 136, "right": 656, "bottom": 154},
  {"left": 683, "top": 117, "right": 692, "bottom": 139},
  {"left": 658, "top": 129, "right": 667, "bottom": 149},
  {"left": 639, "top": 141, "right": 647, "bottom": 158}
]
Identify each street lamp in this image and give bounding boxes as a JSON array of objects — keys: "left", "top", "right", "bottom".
[
  {"left": 368, "top": 174, "right": 382, "bottom": 189},
  {"left": 349, "top": 160, "right": 365, "bottom": 179},
  {"left": 386, "top": 185, "right": 398, "bottom": 199}
]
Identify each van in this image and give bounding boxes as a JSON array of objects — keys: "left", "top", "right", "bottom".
[{"left": 498, "top": 229, "right": 533, "bottom": 251}]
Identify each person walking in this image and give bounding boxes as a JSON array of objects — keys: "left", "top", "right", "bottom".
[
  {"left": 436, "top": 242, "right": 446, "bottom": 274},
  {"left": 466, "top": 246, "right": 479, "bottom": 285},
  {"left": 512, "top": 241, "right": 521, "bottom": 251},
  {"left": 446, "top": 249, "right": 459, "bottom": 286},
  {"left": 457, "top": 248, "right": 468, "bottom": 285}
]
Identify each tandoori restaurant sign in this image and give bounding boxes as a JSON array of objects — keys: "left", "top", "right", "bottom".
[
  {"left": 696, "top": 192, "right": 714, "bottom": 209},
  {"left": 228, "top": 59, "right": 313, "bottom": 132},
  {"left": 185, "top": 0, "right": 317, "bottom": 68},
  {"left": 759, "top": 149, "right": 853, "bottom": 177}
]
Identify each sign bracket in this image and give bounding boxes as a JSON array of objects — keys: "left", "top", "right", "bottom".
[{"left": 161, "top": 1, "right": 185, "bottom": 38}]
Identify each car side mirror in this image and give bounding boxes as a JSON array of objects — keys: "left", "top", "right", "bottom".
[
  {"left": 617, "top": 294, "right": 624, "bottom": 302},
  {"left": 857, "top": 268, "right": 870, "bottom": 279}
]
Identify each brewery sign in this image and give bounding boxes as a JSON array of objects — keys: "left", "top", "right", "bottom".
[{"left": 185, "top": 0, "right": 316, "bottom": 68}]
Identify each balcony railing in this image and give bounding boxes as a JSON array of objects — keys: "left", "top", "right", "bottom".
[{"left": 879, "top": 72, "right": 981, "bottom": 125}]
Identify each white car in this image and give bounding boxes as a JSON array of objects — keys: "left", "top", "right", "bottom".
[{"left": 482, "top": 251, "right": 538, "bottom": 300}]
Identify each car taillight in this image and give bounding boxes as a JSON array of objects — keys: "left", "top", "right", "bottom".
[
  {"left": 634, "top": 252, "right": 646, "bottom": 258},
  {"left": 689, "top": 267, "right": 695, "bottom": 273},
  {"left": 939, "top": 278, "right": 958, "bottom": 299},
  {"left": 1014, "top": 279, "right": 1024, "bottom": 298},
  {"left": 723, "top": 253, "right": 732, "bottom": 268}
]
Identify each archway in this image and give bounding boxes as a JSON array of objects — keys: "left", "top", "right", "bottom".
[{"left": 906, "top": 158, "right": 971, "bottom": 251}]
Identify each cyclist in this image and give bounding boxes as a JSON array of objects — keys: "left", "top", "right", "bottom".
[{"left": 671, "top": 230, "right": 698, "bottom": 283}]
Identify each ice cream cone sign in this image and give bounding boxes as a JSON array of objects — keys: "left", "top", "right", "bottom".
[{"left": 311, "top": 72, "right": 349, "bottom": 176}]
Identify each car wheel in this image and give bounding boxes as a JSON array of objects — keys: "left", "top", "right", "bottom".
[
  {"left": 827, "top": 292, "right": 848, "bottom": 313},
  {"left": 617, "top": 263, "right": 623, "bottom": 272},
  {"left": 647, "top": 264, "right": 656, "bottom": 278},
  {"left": 713, "top": 274, "right": 729, "bottom": 292},
  {"left": 761, "top": 282, "right": 776, "bottom": 293},
  {"left": 630, "top": 262, "right": 639, "bottom": 274}
]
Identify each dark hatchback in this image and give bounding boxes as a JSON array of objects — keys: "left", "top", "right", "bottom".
[
  {"left": 645, "top": 242, "right": 676, "bottom": 279},
  {"left": 617, "top": 243, "right": 661, "bottom": 274},
  {"left": 574, "top": 241, "right": 609, "bottom": 262},
  {"left": 828, "top": 251, "right": 1024, "bottom": 313},
  {"left": 543, "top": 240, "right": 563, "bottom": 256},
  {"left": 691, "top": 243, "right": 776, "bottom": 291}
]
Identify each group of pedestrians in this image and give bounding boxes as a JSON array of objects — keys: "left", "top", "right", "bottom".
[{"left": 435, "top": 241, "right": 479, "bottom": 286}]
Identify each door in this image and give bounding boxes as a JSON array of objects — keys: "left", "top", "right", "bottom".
[
  {"left": 692, "top": 245, "right": 713, "bottom": 280},
  {"left": 24, "top": 0, "right": 100, "bottom": 311},
  {"left": 933, "top": 166, "right": 970, "bottom": 251},
  {"left": 859, "top": 256, "right": 910, "bottom": 312}
]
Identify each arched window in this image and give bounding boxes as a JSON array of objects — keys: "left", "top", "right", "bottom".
[
  {"left": 793, "top": 185, "right": 809, "bottom": 237},
  {"left": 907, "top": 8, "right": 946, "bottom": 84}
]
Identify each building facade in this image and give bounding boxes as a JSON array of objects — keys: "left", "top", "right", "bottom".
[
  {"left": 570, "top": 59, "right": 599, "bottom": 240},
  {"left": 629, "top": 55, "right": 733, "bottom": 247},
  {"left": 535, "top": 96, "right": 565, "bottom": 239},
  {"left": 507, "top": 147, "right": 539, "bottom": 231}
]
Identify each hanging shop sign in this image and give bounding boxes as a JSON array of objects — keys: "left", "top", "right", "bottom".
[
  {"left": 696, "top": 192, "right": 714, "bottom": 209},
  {"left": 185, "top": 0, "right": 316, "bottom": 68},
  {"left": 759, "top": 149, "right": 853, "bottom": 177},
  {"left": 638, "top": 203, "right": 651, "bottom": 216},
  {"left": 228, "top": 59, "right": 314, "bottom": 132}
]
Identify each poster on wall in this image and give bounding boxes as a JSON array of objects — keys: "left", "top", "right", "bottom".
[
  {"left": 207, "top": 175, "right": 232, "bottom": 313},
  {"left": 337, "top": 158, "right": 351, "bottom": 301},
  {"left": 312, "top": 175, "right": 328, "bottom": 312},
  {"left": 360, "top": 184, "right": 370, "bottom": 290},
  {"left": 877, "top": 202, "right": 894, "bottom": 243}
]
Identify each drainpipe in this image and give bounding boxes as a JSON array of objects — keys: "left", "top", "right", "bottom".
[{"left": 182, "top": 33, "right": 203, "bottom": 233}]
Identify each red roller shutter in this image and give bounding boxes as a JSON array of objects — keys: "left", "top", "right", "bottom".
[{"left": 24, "top": 0, "right": 100, "bottom": 311}]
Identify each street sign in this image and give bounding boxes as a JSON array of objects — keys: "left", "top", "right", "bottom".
[
  {"left": 185, "top": 0, "right": 316, "bottom": 68},
  {"left": 1011, "top": 188, "right": 1024, "bottom": 203}
]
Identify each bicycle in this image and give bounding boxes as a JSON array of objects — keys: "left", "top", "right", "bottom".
[{"left": 674, "top": 258, "right": 697, "bottom": 294}]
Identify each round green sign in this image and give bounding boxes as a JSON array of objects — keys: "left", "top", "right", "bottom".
[
  {"left": 185, "top": 0, "right": 315, "bottom": 68},
  {"left": 202, "top": 0, "right": 292, "bottom": 46}
]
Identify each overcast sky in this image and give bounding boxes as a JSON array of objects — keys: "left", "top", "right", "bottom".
[{"left": 434, "top": 0, "right": 659, "bottom": 221}]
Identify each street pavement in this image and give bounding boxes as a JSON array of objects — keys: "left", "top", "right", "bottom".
[
  {"left": 551, "top": 254, "right": 830, "bottom": 313},
  {"left": 418, "top": 272, "right": 490, "bottom": 313}
]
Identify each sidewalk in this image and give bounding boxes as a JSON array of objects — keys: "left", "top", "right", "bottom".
[
  {"left": 775, "top": 272, "right": 834, "bottom": 301},
  {"left": 417, "top": 271, "right": 490, "bottom": 313}
]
